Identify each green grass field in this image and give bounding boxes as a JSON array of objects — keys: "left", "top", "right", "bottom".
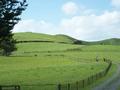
[{"left": 0, "top": 33, "right": 120, "bottom": 90}]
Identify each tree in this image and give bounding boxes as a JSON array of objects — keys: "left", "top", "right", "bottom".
[{"left": 0, "top": 0, "right": 27, "bottom": 56}]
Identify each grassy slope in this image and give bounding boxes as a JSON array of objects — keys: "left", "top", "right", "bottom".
[
  {"left": 0, "top": 32, "right": 119, "bottom": 90},
  {"left": 14, "top": 32, "right": 76, "bottom": 44},
  {"left": 0, "top": 43, "right": 110, "bottom": 90},
  {"left": 14, "top": 32, "right": 120, "bottom": 45},
  {"left": 83, "top": 38, "right": 120, "bottom": 45},
  {"left": 0, "top": 56, "right": 106, "bottom": 85}
]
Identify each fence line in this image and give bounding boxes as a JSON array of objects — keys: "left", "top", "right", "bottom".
[
  {"left": 58, "top": 58, "right": 112, "bottom": 90},
  {"left": 0, "top": 85, "right": 20, "bottom": 90},
  {"left": 0, "top": 58, "right": 112, "bottom": 90}
]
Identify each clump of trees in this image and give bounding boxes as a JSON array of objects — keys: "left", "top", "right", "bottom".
[{"left": 0, "top": 0, "right": 28, "bottom": 56}]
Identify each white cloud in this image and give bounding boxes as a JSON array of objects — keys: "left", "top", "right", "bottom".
[
  {"left": 13, "top": 19, "right": 57, "bottom": 34},
  {"left": 60, "top": 11, "right": 120, "bottom": 41},
  {"left": 111, "top": 0, "right": 120, "bottom": 8},
  {"left": 61, "top": 1, "right": 95, "bottom": 16},
  {"left": 62, "top": 2, "right": 78, "bottom": 15},
  {"left": 13, "top": 11, "right": 120, "bottom": 41}
]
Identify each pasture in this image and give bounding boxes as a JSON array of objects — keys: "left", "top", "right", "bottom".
[{"left": 0, "top": 33, "right": 119, "bottom": 90}]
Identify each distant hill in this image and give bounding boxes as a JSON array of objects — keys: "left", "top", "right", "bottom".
[
  {"left": 14, "top": 32, "right": 120, "bottom": 45},
  {"left": 84, "top": 38, "right": 120, "bottom": 45},
  {"left": 14, "top": 32, "right": 78, "bottom": 44}
]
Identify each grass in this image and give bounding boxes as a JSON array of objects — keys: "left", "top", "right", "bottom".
[
  {"left": 0, "top": 56, "right": 106, "bottom": 85},
  {"left": 0, "top": 32, "right": 120, "bottom": 90},
  {"left": 117, "top": 87, "right": 120, "bottom": 90},
  {"left": 83, "top": 63, "right": 117, "bottom": 90},
  {"left": 14, "top": 32, "right": 76, "bottom": 44},
  {"left": 15, "top": 42, "right": 83, "bottom": 53},
  {"left": 87, "top": 38, "right": 120, "bottom": 45},
  {"left": 14, "top": 32, "right": 120, "bottom": 45},
  {"left": 0, "top": 54, "right": 107, "bottom": 90}
]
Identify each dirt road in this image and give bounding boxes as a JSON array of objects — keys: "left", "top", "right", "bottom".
[{"left": 93, "top": 64, "right": 120, "bottom": 90}]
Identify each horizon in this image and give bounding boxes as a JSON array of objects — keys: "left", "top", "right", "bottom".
[
  {"left": 13, "top": 32, "right": 120, "bottom": 42},
  {"left": 13, "top": 0, "right": 120, "bottom": 41}
]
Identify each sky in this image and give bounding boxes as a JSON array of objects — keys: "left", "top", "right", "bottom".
[{"left": 13, "top": 0, "right": 120, "bottom": 41}]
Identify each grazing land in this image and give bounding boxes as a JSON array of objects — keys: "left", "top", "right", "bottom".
[{"left": 0, "top": 32, "right": 120, "bottom": 90}]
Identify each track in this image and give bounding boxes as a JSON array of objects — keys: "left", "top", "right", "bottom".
[{"left": 93, "top": 63, "right": 120, "bottom": 90}]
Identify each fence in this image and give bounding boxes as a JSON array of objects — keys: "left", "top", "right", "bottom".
[
  {"left": 58, "top": 59, "right": 112, "bottom": 90},
  {"left": 0, "top": 85, "right": 20, "bottom": 90},
  {"left": 0, "top": 59, "right": 112, "bottom": 90}
]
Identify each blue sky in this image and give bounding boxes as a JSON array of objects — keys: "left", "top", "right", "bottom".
[
  {"left": 22, "top": 0, "right": 112, "bottom": 23},
  {"left": 14, "top": 0, "right": 120, "bottom": 41}
]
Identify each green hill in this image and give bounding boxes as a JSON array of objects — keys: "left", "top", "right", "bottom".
[
  {"left": 96, "top": 38, "right": 120, "bottom": 45},
  {"left": 14, "top": 32, "right": 120, "bottom": 45},
  {"left": 83, "top": 38, "right": 120, "bottom": 45},
  {"left": 14, "top": 32, "right": 77, "bottom": 44}
]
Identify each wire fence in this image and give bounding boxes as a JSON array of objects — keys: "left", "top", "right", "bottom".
[
  {"left": 0, "top": 85, "right": 20, "bottom": 90},
  {"left": 0, "top": 59, "right": 112, "bottom": 90},
  {"left": 58, "top": 59, "right": 112, "bottom": 90}
]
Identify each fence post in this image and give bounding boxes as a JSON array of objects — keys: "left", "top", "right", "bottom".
[
  {"left": 96, "top": 73, "right": 98, "bottom": 80},
  {"left": 100, "top": 72, "right": 103, "bottom": 77},
  {"left": 92, "top": 75, "right": 93, "bottom": 82},
  {"left": 98, "top": 73, "right": 100, "bottom": 79},
  {"left": 87, "top": 77, "right": 89, "bottom": 85},
  {"left": 15, "top": 86, "right": 20, "bottom": 90},
  {"left": 58, "top": 84, "right": 61, "bottom": 90},
  {"left": 89, "top": 76, "right": 92, "bottom": 84},
  {"left": 68, "top": 83, "right": 70, "bottom": 90},
  {"left": 76, "top": 81, "right": 79, "bottom": 90},
  {"left": 82, "top": 80, "right": 84, "bottom": 88},
  {"left": 88, "top": 77, "right": 91, "bottom": 85},
  {"left": 0, "top": 86, "right": 2, "bottom": 90},
  {"left": 18, "top": 85, "right": 20, "bottom": 90},
  {"left": 15, "top": 86, "right": 17, "bottom": 90}
]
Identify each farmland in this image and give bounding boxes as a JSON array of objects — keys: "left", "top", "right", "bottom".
[{"left": 0, "top": 32, "right": 120, "bottom": 90}]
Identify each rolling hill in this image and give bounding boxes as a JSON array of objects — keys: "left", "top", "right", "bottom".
[
  {"left": 83, "top": 38, "right": 120, "bottom": 45},
  {"left": 0, "top": 32, "right": 119, "bottom": 90},
  {"left": 14, "top": 32, "right": 120, "bottom": 45},
  {"left": 14, "top": 32, "right": 77, "bottom": 44}
]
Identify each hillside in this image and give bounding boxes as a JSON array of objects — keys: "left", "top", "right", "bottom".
[
  {"left": 14, "top": 32, "right": 77, "bottom": 44},
  {"left": 83, "top": 38, "right": 120, "bottom": 45},
  {"left": 14, "top": 32, "right": 120, "bottom": 45},
  {"left": 0, "top": 32, "right": 119, "bottom": 90}
]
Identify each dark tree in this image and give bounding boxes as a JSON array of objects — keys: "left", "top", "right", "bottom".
[{"left": 0, "top": 0, "right": 27, "bottom": 56}]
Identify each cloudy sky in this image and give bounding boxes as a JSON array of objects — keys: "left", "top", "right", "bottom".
[{"left": 13, "top": 0, "right": 120, "bottom": 41}]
